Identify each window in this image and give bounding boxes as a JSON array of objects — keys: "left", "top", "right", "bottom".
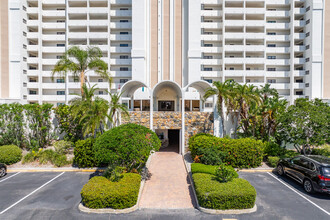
[
  {"left": 305, "top": 70, "right": 309, "bottom": 75},
  {"left": 56, "top": 56, "right": 64, "bottom": 59},
  {"left": 205, "top": 103, "right": 213, "bottom": 108},
  {"left": 292, "top": 157, "right": 301, "bottom": 166},
  {"left": 267, "top": 44, "right": 276, "bottom": 47},
  {"left": 57, "top": 20, "right": 65, "bottom": 23},
  {"left": 306, "top": 45, "right": 310, "bottom": 50},
  {"left": 267, "top": 32, "right": 276, "bottom": 35},
  {"left": 57, "top": 91, "right": 65, "bottom": 95},
  {"left": 158, "top": 101, "right": 174, "bottom": 111},
  {"left": 23, "top": 70, "right": 27, "bottom": 74},
  {"left": 204, "top": 32, "right": 213, "bottom": 35},
  {"left": 29, "top": 78, "right": 37, "bottom": 82},
  {"left": 120, "top": 67, "right": 129, "bottom": 71},
  {"left": 23, "top": 57, "right": 27, "bottom": 62},
  {"left": 120, "top": 79, "right": 128, "bottom": 84},
  {"left": 120, "top": 55, "right": 129, "bottom": 59},
  {"left": 99, "top": 91, "right": 104, "bottom": 95},
  {"left": 306, "top": 6, "right": 310, "bottom": 12},
  {"left": 203, "top": 56, "right": 213, "bottom": 59},
  {"left": 23, "top": 6, "right": 26, "bottom": 11},
  {"left": 57, "top": 44, "right": 65, "bottom": 47},
  {"left": 305, "top": 83, "right": 309, "bottom": 87},
  {"left": 229, "top": 67, "right": 234, "bottom": 70},
  {"left": 23, "top": 32, "right": 27, "bottom": 37},
  {"left": 306, "top": 32, "right": 310, "bottom": 37},
  {"left": 204, "top": 44, "right": 213, "bottom": 47},
  {"left": 204, "top": 79, "right": 213, "bottom": 83},
  {"left": 305, "top": 58, "right": 310, "bottom": 62},
  {"left": 309, "top": 162, "right": 316, "bottom": 171},
  {"left": 29, "top": 90, "right": 37, "bottom": 95},
  {"left": 267, "top": 21, "right": 276, "bottom": 23},
  {"left": 120, "top": 32, "right": 129, "bottom": 35},
  {"left": 120, "top": 44, "right": 128, "bottom": 47},
  {"left": 246, "top": 79, "right": 251, "bottom": 83},
  {"left": 300, "top": 159, "right": 310, "bottom": 169},
  {"left": 296, "top": 91, "right": 303, "bottom": 95},
  {"left": 120, "top": 20, "right": 129, "bottom": 23},
  {"left": 246, "top": 68, "right": 250, "bottom": 70},
  {"left": 56, "top": 79, "right": 64, "bottom": 83},
  {"left": 267, "top": 56, "right": 276, "bottom": 59},
  {"left": 23, "top": 83, "right": 27, "bottom": 87},
  {"left": 23, "top": 44, "right": 27, "bottom": 49},
  {"left": 267, "top": 68, "right": 276, "bottom": 71},
  {"left": 120, "top": 8, "right": 129, "bottom": 10},
  {"left": 98, "top": 79, "right": 103, "bottom": 82},
  {"left": 57, "top": 32, "right": 65, "bottom": 35},
  {"left": 203, "top": 67, "right": 213, "bottom": 71},
  {"left": 23, "top": 19, "right": 27, "bottom": 24},
  {"left": 267, "top": 79, "right": 276, "bottom": 83},
  {"left": 306, "top": 19, "right": 310, "bottom": 25}
]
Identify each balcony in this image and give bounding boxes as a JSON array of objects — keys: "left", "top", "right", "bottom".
[
  {"left": 27, "top": 70, "right": 39, "bottom": 76},
  {"left": 294, "top": 58, "right": 305, "bottom": 64},
  {"left": 68, "top": 7, "right": 89, "bottom": 14},
  {"left": 224, "top": 58, "right": 244, "bottom": 64},
  {"left": 42, "top": 59, "right": 59, "bottom": 65},
  {"left": 89, "top": 20, "right": 109, "bottom": 26},
  {"left": 224, "top": 70, "right": 244, "bottom": 77},
  {"left": 266, "top": 59, "right": 290, "bottom": 65},
  {"left": 266, "top": 35, "right": 290, "bottom": 41},
  {"left": 201, "top": 22, "right": 222, "bottom": 29},
  {"left": 201, "top": 71, "right": 222, "bottom": 78},
  {"left": 110, "top": 10, "right": 132, "bottom": 17},
  {"left": 294, "top": 83, "right": 305, "bottom": 89},
  {"left": 245, "top": 58, "right": 265, "bottom": 64},
  {"left": 270, "top": 83, "right": 290, "bottom": 90},
  {"left": 294, "top": 20, "right": 306, "bottom": 27},
  {"left": 27, "top": 57, "right": 39, "bottom": 64},
  {"left": 42, "top": 34, "right": 65, "bottom": 41},
  {"left": 42, "top": 47, "right": 66, "bottom": 53},
  {"left": 27, "top": 32, "right": 39, "bottom": 39},
  {"left": 266, "top": 71, "right": 290, "bottom": 77},
  {"left": 266, "top": 11, "right": 290, "bottom": 17},
  {"left": 201, "top": 10, "right": 222, "bottom": 17},
  {"left": 42, "top": 83, "right": 66, "bottom": 89},
  {"left": 294, "top": 70, "right": 305, "bottom": 76},
  {"left": 294, "top": 46, "right": 306, "bottom": 52},
  {"left": 201, "top": 46, "right": 222, "bottom": 53},
  {"left": 112, "top": 71, "right": 132, "bottom": 77},
  {"left": 294, "top": 8, "right": 306, "bottom": 14},
  {"left": 110, "top": 34, "right": 132, "bottom": 41},
  {"left": 201, "top": 59, "right": 222, "bottom": 65},
  {"left": 26, "top": 7, "right": 38, "bottom": 14},
  {"left": 266, "top": 47, "right": 290, "bottom": 53},
  {"left": 201, "top": 34, "right": 222, "bottom": 41},
  {"left": 294, "top": 33, "right": 305, "bottom": 40},
  {"left": 109, "top": 59, "right": 132, "bottom": 65},
  {"left": 27, "top": 82, "right": 39, "bottom": 88},
  {"left": 266, "top": 22, "right": 290, "bottom": 29},
  {"left": 110, "top": 0, "right": 132, "bottom": 4},
  {"left": 27, "top": 20, "right": 39, "bottom": 27},
  {"left": 42, "top": 10, "right": 65, "bottom": 17},
  {"left": 110, "top": 22, "right": 132, "bottom": 29},
  {"left": 109, "top": 47, "right": 131, "bottom": 53},
  {"left": 27, "top": 45, "right": 39, "bottom": 51},
  {"left": 42, "top": 22, "right": 65, "bottom": 29}
]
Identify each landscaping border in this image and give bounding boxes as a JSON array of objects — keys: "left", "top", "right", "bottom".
[
  {"left": 78, "top": 151, "right": 155, "bottom": 214},
  {"left": 182, "top": 153, "right": 258, "bottom": 215}
]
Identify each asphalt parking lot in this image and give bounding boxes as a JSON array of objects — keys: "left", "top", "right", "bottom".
[{"left": 0, "top": 171, "right": 329, "bottom": 220}]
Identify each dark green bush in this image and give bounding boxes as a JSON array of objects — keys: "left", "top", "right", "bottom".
[
  {"left": 94, "top": 123, "right": 161, "bottom": 172},
  {"left": 193, "top": 173, "right": 256, "bottom": 210},
  {"left": 267, "top": 156, "right": 280, "bottom": 167},
  {"left": 263, "top": 142, "right": 286, "bottom": 157},
  {"left": 73, "top": 138, "right": 96, "bottom": 168},
  {"left": 0, "top": 145, "right": 22, "bottom": 165},
  {"left": 81, "top": 173, "right": 141, "bottom": 209},
  {"left": 191, "top": 163, "right": 239, "bottom": 180},
  {"left": 189, "top": 134, "right": 264, "bottom": 168},
  {"left": 312, "top": 144, "right": 330, "bottom": 157},
  {"left": 197, "top": 147, "right": 227, "bottom": 165}
]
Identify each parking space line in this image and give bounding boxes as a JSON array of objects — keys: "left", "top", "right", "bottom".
[
  {"left": 267, "top": 172, "right": 330, "bottom": 216},
  {"left": 0, "top": 172, "right": 65, "bottom": 215},
  {"left": 0, "top": 172, "right": 21, "bottom": 183}
]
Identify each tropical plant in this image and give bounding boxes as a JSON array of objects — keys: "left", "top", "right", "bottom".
[
  {"left": 108, "top": 92, "right": 129, "bottom": 128},
  {"left": 204, "top": 80, "right": 235, "bottom": 137},
  {"left": 52, "top": 46, "right": 110, "bottom": 95}
]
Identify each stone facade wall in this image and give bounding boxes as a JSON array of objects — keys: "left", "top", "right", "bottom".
[{"left": 122, "top": 111, "right": 214, "bottom": 149}]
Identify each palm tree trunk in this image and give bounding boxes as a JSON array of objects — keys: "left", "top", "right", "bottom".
[{"left": 80, "top": 70, "right": 85, "bottom": 95}]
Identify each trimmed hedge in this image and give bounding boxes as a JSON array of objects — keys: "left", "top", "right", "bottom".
[
  {"left": 81, "top": 173, "right": 141, "bottom": 209},
  {"left": 74, "top": 138, "right": 96, "bottom": 168},
  {"left": 189, "top": 134, "right": 264, "bottom": 168},
  {"left": 94, "top": 123, "right": 161, "bottom": 171},
  {"left": 191, "top": 163, "right": 239, "bottom": 179},
  {"left": 192, "top": 173, "right": 256, "bottom": 210},
  {"left": 267, "top": 156, "right": 280, "bottom": 168},
  {"left": 0, "top": 145, "right": 22, "bottom": 165}
]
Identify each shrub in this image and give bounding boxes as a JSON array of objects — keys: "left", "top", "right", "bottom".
[
  {"left": 22, "top": 149, "right": 70, "bottom": 167},
  {"left": 191, "top": 163, "right": 239, "bottom": 180},
  {"left": 54, "top": 140, "right": 72, "bottom": 155},
  {"left": 73, "top": 138, "right": 96, "bottom": 168},
  {"left": 215, "top": 164, "right": 238, "bottom": 183},
  {"left": 0, "top": 145, "right": 22, "bottom": 165},
  {"left": 103, "top": 166, "right": 126, "bottom": 182},
  {"left": 94, "top": 124, "right": 161, "bottom": 172},
  {"left": 197, "top": 147, "right": 227, "bottom": 166},
  {"left": 263, "top": 142, "right": 286, "bottom": 157},
  {"left": 193, "top": 173, "right": 256, "bottom": 210},
  {"left": 81, "top": 173, "right": 141, "bottom": 209},
  {"left": 312, "top": 144, "right": 330, "bottom": 157},
  {"left": 267, "top": 156, "right": 280, "bottom": 167},
  {"left": 189, "top": 134, "right": 264, "bottom": 168}
]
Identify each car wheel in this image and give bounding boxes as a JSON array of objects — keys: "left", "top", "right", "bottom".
[
  {"left": 0, "top": 167, "right": 6, "bottom": 177},
  {"left": 277, "top": 164, "right": 284, "bottom": 176},
  {"left": 303, "top": 179, "right": 314, "bottom": 193}
]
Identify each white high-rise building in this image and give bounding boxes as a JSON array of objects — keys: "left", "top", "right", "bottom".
[{"left": 1, "top": 0, "right": 330, "bottom": 152}]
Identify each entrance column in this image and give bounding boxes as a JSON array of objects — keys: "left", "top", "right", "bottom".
[
  {"left": 150, "top": 89, "right": 154, "bottom": 131},
  {"left": 181, "top": 90, "right": 185, "bottom": 155}
]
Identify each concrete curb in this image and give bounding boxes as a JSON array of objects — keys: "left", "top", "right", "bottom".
[
  {"left": 182, "top": 155, "right": 258, "bottom": 215},
  {"left": 78, "top": 152, "right": 154, "bottom": 214},
  {"left": 7, "top": 168, "right": 106, "bottom": 173},
  {"left": 238, "top": 169, "right": 274, "bottom": 173}
]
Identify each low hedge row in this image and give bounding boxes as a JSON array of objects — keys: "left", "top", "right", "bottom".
[
  {"left": 0, "top": 145, "right": 22, "bottom": 165},
  {"left": 191, "top": 163, "right": 239, "bottom": 179},
  {"left": 81, "top": 173, "right": 141, "bottom": 209},
  {"left": 189, "top": 134, "right": 264, "bottom": 168},
  {"left": 192, "top": 173, "right": 256, "bottom": 210}
]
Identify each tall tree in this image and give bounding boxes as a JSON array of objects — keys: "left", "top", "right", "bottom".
[
  {"left": 108, "top": 92, "right": 129, "bottom": 128},
  {"left": 204, "top": 80, "right": 235, "bottom": 137},
  {"left": 52, "top": 46, "right": 109, "bottom": 95},
  {"left": 277, "top": 98, "right": 330, "bottom": 154}
]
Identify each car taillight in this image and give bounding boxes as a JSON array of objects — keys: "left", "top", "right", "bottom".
[{"left": 318, "top": 175, "right": 330, "bottom": 181}]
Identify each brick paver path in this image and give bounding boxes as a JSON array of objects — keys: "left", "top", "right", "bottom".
[{"left": 139, "top": 151, "right": 195, "bottom": 209}]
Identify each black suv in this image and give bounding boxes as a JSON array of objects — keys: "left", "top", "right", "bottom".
[
  {"left": 277, "top": 155, "right": 330, "bottom": 194},
  {"left": 0, "top": 163, "right": 6, "bottom": 178}
]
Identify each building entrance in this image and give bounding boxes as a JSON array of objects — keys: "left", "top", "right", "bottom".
[{"left": 156, "top": 129, "right": 180, "bottom": 153}]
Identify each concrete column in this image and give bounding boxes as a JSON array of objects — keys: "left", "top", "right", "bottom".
[
  {"left": 181, "top": 91, "right": 185, "bottom": 155},
  {"left": 150, "top": 90, "right": 154, "bottom": 130}
]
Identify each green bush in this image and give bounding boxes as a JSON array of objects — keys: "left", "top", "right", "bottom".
[
  {"left": 215, "top": 164, "right": 238, "bottom": 183},
  {"left": 197, "top": 147, "right": 227, "bottom": 165},
  {"left": 0, "top": 145, "right": 22, "bottom": 165},
  {"left": 81, "top": 173, "right": 141, "bottom": 209},
  {"left": 22, "top": 149, "right": 70, "bottom": 167},
  {"left": 263, "top": 142, "right": 286, "bottom": 157},
  {"left": 312, "top": 144, "right": 330, "bottom": 157},
  {"left": 54, "top": 140, "right": 72, "bottom": 155},
  {"left": 189, "top": 134, "right": 264, "bottom": 168},
  {"left": 73, "top": 138, "right": 96, "bottom": 168},
  {"left": 193, "top": 173, "right": 256, "bottom": 210},
  {"left": 191, "top": 163, "right": 239, "bottom": 180},
  {"left": 94, "top": 123, "right": 161, "bottom": 172},
  {"left": 267, "top": 156, "right": 280, "bottom": 167}
]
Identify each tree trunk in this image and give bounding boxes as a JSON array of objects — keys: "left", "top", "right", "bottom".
[{"left": 80, "top": 70, "right": 85, "bottom": 95}]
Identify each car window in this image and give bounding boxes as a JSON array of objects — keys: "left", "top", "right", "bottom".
[
  {"left": 309, "top": 162, "right": 316, "bottom": 171},
  {"left": 292, "top": 157, "right": 301, "bottom": 166},
  {"left": 300, "top": 159, "right": 310, "bottom": 169}
]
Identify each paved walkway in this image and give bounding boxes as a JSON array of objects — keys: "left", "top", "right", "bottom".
[{"left": 139, "top": 151, "right": 195, "bottom": 209}]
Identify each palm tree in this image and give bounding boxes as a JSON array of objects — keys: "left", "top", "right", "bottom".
[
  {"left": 204, "top": 80, "right": 235, "bottom": 137},
  {"left": 108, "top": 92, "right": 129, "bottom": 128},
  {"left": 52, "top": 46, "right": 109, "bottom": 96},
  {"left": 69, "top": 84, "right": 98, "bottom": 117}
]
